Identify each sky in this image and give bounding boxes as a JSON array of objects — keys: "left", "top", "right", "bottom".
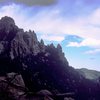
[{"left": 0, "top": 0, "right": 100, "bottom": 71}]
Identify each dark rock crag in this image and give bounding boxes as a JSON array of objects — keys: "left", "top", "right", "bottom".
[{"left": 0, "top": 16, "right": 100, "bottom": 100}]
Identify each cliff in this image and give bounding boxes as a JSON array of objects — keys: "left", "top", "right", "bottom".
[{"left": 0, "top": 16, "right": 100, "bottom": 100}]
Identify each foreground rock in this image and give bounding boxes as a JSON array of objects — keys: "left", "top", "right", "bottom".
[{"left": 0, "top": 73, "right": 75, "bottom": 100}]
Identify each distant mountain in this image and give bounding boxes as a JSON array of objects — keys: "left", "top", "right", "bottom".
[
  {"left": 77, "top": 68, "right": 100, "bottom": 80},
  {"left": 0, "top": 16, "right": 100, "bottom": 100}
]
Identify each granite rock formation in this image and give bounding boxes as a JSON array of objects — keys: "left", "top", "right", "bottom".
[{"left": 0, "top": 16, "right": 100, "bottom": 100}]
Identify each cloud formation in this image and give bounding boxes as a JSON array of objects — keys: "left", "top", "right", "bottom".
[
  {"left": 40, "top": 34, "right": 65, "bottom": 42},
  {"left": 0, "top": 3, "right": 100, "bottom": 54},
  {"left": 0, "top": 3, "right": 100, "bottom": 38},
  {"left": 0, "top": 0, "right": 100, "bottom": 71},
  {"left": 85, "top": 49, "right": 100, "bottom": 54},
  {"left": 0, "top": 0, "right": 57, "bottom": 6},
  {"left": 67, "top": 38, "right": 100, "bottom": 48}
]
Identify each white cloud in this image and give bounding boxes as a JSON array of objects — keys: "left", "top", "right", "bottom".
[
  {"left": 67, "top": 38, "right": 100, "bottom": 54},
  {"left": 90, "top": 8, "right": 100, "bottom": 25},
  {"left": 0, "top": 4, "right": 29, "bottom": 29},
  {"left": 0, "top": 3, "right": 100, "bottom": 46},
  {"left": 40, "top": 35, "right": 65, "bottom": 42},
  {"left": 0, "top": 4, "right": 65, "bottom": 42},
  {"left": 85, "top": 49, "right": 100, "bottom": 54},
  {"left": 67, "top": 38, "right": 100, "bottom": 48}
]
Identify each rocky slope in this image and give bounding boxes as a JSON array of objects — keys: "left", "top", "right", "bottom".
[
  {"left": 77, "top": 68, "right": 100, "bottom": 80},
  {"left": 0, "top": 16, "right": 100, "bottom": 100}
]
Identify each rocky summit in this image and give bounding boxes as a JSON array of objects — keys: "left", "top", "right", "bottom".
[
  {"left": 0, "top": 16, "right": 42, "bottom": 59},
  {"left": 0, "top": 16, "right": 100, "bottom": 100}
]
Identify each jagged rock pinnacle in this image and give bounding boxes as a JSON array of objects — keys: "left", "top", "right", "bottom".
[
  {"left": 0, "top": 16, "right": 15, "bottom": 25},
  {"left": 0, "top": 16, "right": 65, "bottom": 61},
  {"left": 0, "top": 16, "right": 44, "bottom": 59},
  {"left": 0, "top": 16, "right": 18, "bottom": 41}
]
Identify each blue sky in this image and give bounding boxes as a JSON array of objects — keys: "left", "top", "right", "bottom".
[{"left": 0, "top": 0, "right": 100, "bottom": 71}]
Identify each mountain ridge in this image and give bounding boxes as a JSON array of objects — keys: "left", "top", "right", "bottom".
[
  {"left": 0, "top": 16, "right": 100, "bottom": 100},
  {"left": 77, "top": 68, "right": 100, "bottom": 80}
]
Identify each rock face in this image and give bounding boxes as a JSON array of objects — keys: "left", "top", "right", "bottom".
[
  {"left": 0, "top": 16, "right": 17, "bottom": 41},
  {"left": 0, "top": 73, "right": 25, "bottom": 100},
  {"left": 0, "top": 16, "right": 43, "bottom": 59},
  {"left": 10, "top": 30, "right": 40, "bottom": 59},
  {"left": 0, "top": 16, "right": 100, "bottom": 100}
]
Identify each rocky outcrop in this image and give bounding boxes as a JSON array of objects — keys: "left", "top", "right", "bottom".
[
  {"left": 0, "top": 16, "right": 66, "bottom": 61},
  {"left": 10, "top": 30, "right": 40, "bottom": 59},
  {"left": 0, "top": 73, "right": 75, "bottom": 100},
  {"left": 0, "top": 73, "right": 25, "bottom": 100},
  {"left": 0, "top": 16, "right": 18, "bottom": 41},
  {"left": 0, "top": 16, "right": 100, "bottom": 100},
  {"left": 0, "top": 16, "right": 46, "bottom": 59}
]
